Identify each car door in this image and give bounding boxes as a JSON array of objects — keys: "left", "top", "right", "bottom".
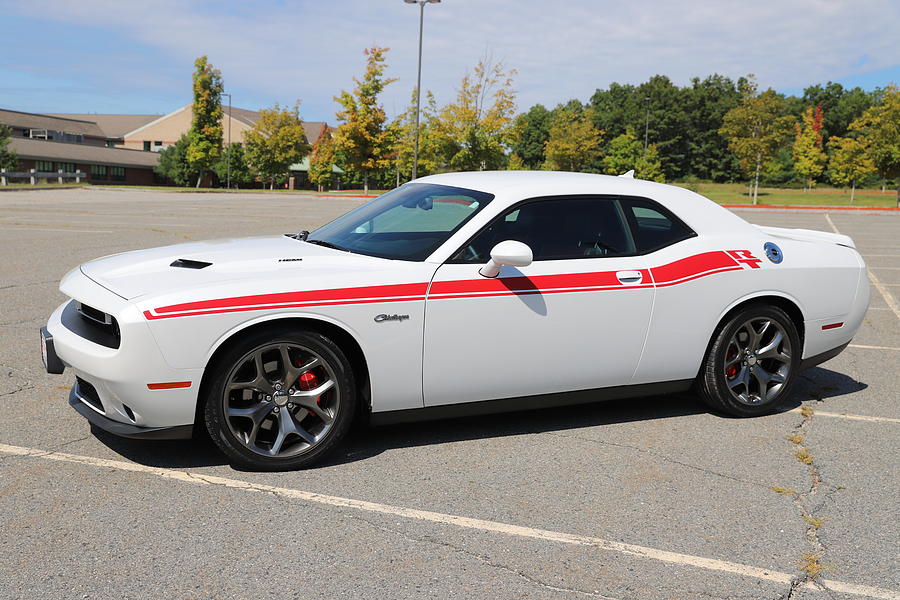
[{"left": 423, "top": 195, "right": 656, "bottom": 407}]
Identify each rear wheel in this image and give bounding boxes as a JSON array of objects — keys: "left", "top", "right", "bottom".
[
  {"left": 698, "top": 305, "right": 799, "bottom": 417},
  {"left": 204, "top": 327, "right": 356, "bottom": 470}
]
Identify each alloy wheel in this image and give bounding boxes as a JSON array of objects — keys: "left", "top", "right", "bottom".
[
  {"left": 222, "top": 342, "right": 340, "bottom": 457},
  {"left": 723, "top": 317, "right": 792, "bottom": 405}
]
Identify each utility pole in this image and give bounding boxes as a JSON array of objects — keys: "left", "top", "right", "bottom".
[{"left": 404, "top": 0, "right": 441, "bottom": 180}]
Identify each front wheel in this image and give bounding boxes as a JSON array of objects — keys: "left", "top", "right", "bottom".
[
  {"left": 204, "top": 327, "right": 356, "bottom": 470},
  {"left": 698, "top": 305, "right": 800, "bottom": 417}
]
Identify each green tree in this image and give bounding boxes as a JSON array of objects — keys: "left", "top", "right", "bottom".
[
  {"left": 333, "top": 47, "right": 397, "bottom": 194},
  {"left": 309, "top": 132, "right": 338, "bottom": 191},
  {"left": 792, "top": 105, "right": 827, "bottom": 190},
  {"left": 543, "top": 106, "right": 602, "bottom": 172},
  {"left": 431, "top": 56, "right": 517, "bottom": 171},
  {"left": 0, "top": 124, "right": 17, "bottom": 171},
  {"left": 601, "top": 127, "right": 665, "bottom": 182},
  {"left": 186, "top": 55, "right": 224, "bottom": 187},
  {"left": 828, "top": 136, "right": 875, "bottom": 203},
  {"left": 213, "top": 142, "right": 254, "bottom": 188},
  {"left": 245, "top": 102, "right": 310, "bottom": 190},
  {"left": 720, "top": 78, "right": 795, "bottom": 204},
  {"left": 682, "top": 74, "right": 743, "bottom": 181},
  {"left": 154, "top": 134, "right": 198, "bottom": 186},
  {"left": 511, "top": 104, "right": 552, "bottom": 169},
  {"left": 849, "top": 85, "right": 900, "bottom": 206},
  {"left": 392, "top": 87, "right": 440, "bottom": 179},
  {"left": 802, "top": 82, "right": 874, "bottom": 140}
]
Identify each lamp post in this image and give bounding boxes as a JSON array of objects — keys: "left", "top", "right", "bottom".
[
  {"left": 643, "top": 96, "right": 651, "bottom": 153},
  {"left": 404, "top": 0, "right": 440, "bottom": 180},
  {"left": 222, "top": 92, "right": 233, "bottom": 189}
]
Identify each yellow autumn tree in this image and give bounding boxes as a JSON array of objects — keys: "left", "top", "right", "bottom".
[
  {"left": 432, "top": 57, "right": 517, "bottom": 171},
  {"left": 333, "top": 47, "right": 397, "bottom": 193}
]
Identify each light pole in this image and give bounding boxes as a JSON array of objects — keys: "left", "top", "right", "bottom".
[
  {"left": 643, "top": 96, "right": 650, "bottom": 153},
  {"left": 404, "top": 0, "right": 440, "bottom": 180},
  {"left": 222, "top": 92, "right": 233, "bottom": 189}
]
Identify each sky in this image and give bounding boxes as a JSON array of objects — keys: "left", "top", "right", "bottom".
[{"left": 2, "top": 0, "right": 899, "bottom": 124}]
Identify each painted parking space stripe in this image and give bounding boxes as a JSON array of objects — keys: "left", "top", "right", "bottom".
[
  {"left": 787, "top": 409, "right": 900, "bottom": 424},
  {"left": 0, "top": 442, "right": 897, "bottom": 599},
  {"left": 849, "top": 344, "right": 900, "bottom": 351},
  {"left": 825, "top": 214, "right": 900, "bottom": 321}
]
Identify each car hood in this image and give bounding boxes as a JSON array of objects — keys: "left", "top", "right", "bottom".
[{"left": 80, "top": 235, "right": 390, "bottom": 300}]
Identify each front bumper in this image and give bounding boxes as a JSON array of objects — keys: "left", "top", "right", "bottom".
[
  {"left": 69, "top": 381, "right": 193, "bottom": 440},
  {"left": 46, "top": 291, "right": 203, "bottom": 430}
]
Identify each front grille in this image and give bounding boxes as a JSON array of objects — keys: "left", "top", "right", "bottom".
[
  {"left": 75, "top": 377, "right": 104, "bottom": 413},
  {"left": 60, "top": 300, "right": 120, "bottom": 349}
]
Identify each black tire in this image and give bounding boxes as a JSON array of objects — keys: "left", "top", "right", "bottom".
[
  {"left": 698, "top": 305, "right": 800, "bottom": 417},
  {"left": 204, "top": 327, "right": 356, "bottom": 470}
]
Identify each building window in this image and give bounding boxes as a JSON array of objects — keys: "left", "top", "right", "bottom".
[
  {"left": 91, "top": 165, "right": 108, "bottom": 180},
  {"left": 110, "top": 166, "right": 125, "bottom": 181},
  {"left": 55, "top": 162, "right": 75, "bottom": 173},
  {"left": 36, "top": 160, "right": 53, "bottom": 172},
  {"left": 143, "top": 141, "right": 151, "bottom": 151},
  {"left": 153, "top": 141, "right": 162, "bottom": 146}
]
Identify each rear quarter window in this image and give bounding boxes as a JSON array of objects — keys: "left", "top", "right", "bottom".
[{"left": 622, "top": 198, "right": 696, "bottom": 254}]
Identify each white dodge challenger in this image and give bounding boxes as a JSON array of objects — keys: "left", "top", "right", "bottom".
[{"left": 41, "top": 171, "right": 869, "bottom": 469}]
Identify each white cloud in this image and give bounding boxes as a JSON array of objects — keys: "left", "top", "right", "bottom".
[{"left": 6, "top": 0, "right": 900, "bottom": 119}]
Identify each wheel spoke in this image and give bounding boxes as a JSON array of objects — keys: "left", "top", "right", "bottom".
[
  {"left": 269, "top": 410, "right": 314, "bottom": 455},
  {"left": 727, "top": 365, "right": 749, "bottom": 390},
  {"left": 289, "top": 380, "right": 336, "bottom": 423},
  {"left": 252, "top": 352, "right": 275, "bottom": 394},
  {"left": 757, "top": 331, "right": 785, "bottom": 361},
  {"left": 751, "top": 366, "right": 771, "bottom": 393}
]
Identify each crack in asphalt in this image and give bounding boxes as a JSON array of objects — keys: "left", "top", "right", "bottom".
[
  {"left": 780, "top": 406, "right": 842, "bottom": 600},
  {"left": 544, "top": 430, "right": 767, "bottom": 489},
  {"left": 349, "top": 512, "right": 624, "bottom": 599}
]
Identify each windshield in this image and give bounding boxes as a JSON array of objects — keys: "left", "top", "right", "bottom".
[{"left": 306, "top": 183, "right": 494, "bottom": 261}]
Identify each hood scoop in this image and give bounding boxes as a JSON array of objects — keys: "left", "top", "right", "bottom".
[{"left": 170, "top": 258, "right": 213, "bottom": 270}]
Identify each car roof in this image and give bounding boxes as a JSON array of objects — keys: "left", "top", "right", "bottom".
[{"left": 414, "top": 171, "right": 753, "bottom": 235}]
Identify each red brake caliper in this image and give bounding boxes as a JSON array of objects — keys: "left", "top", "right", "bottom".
[
  {"left": 295, "top": 363, "right": 322, "bottom": 406},
  {"left": 725, "top": 346, "right": 738, "bottom": 379}
]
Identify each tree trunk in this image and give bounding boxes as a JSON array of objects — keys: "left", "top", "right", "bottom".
[
  {"left": 850, "top": 180, "right": 855, "bottom": 204},
  {"left": 195, "top": 170, "right": 203, "bottom": 188},
  {"left": 363, "top": 171, "right": 369, "bottom": 195},
  {"left": 752, "top": 152, "right": 761, "bottom": 205},
  {"left": 896, "top": 178, "right": 900, "bottom": 208}
]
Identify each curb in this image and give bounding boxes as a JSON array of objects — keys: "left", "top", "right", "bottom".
[{"left": 722, "top": 203, "right": 900, "bottom": 212}]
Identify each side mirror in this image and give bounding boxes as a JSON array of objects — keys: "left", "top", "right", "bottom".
[{"left": 479, "top": 240, "right": 533, "bottom": 278}]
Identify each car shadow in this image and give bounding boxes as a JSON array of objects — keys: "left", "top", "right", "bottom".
[{"left": 88, "top": 366, "right": 867, "bottom": 471}]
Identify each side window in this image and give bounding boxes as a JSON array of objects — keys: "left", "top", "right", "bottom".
[
  {"left": 622, "top": 198, "right": 695, "bottom": 254},
  {"left": 452, "top": 197, "right": 636, "bottom": 262}
]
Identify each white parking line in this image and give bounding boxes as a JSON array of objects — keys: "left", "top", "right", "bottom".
[
  {"left": 0, "top": 226, "right": 112, "bottom": 234},
  {"left": 0, "top": 442, "right": 897, "bottom": 599},
  {"left": 849, "top": 344, "right": 900, "bottom": 351},
  {"left": 787, "top": 408, "right": 900, "bottom": 424},
  {"left": 825, "top": 214, "right": 900, "bottom": 321}
]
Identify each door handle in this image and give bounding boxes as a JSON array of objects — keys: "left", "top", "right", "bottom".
[{"left": 616, "top": 270, "right": 643, "bottom": 285}]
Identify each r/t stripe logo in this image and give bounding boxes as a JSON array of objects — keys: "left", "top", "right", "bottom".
[{"left": 727, "top": 250, "right": 763, "bottom": 269}]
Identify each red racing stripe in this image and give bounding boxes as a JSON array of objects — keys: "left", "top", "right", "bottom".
[
  {"left": 144, "top": 251, "right": 754, "bottom": 320},
  {"left": 650, "top": 251, "right": 738, "bottom": 284},
  {"left": 154, "top": 282, "right": 429, "bottom": 315}
]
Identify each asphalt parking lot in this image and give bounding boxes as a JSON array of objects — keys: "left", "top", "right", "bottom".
[{"left": 0, "top": 188, "right": 897, "bottom": 600}]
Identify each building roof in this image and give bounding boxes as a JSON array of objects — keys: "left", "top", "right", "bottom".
[
  {"left": 48, "top": 113, "right": 161, "bottom": 139},
  {"left": 9, "top": 137, "right": 160, "bottom": 169},
  {"left": 0, "top": 108, "right": 108, "bottom": 139},
  {"left": 122, "top": 104, "right": 328, "bottom": 145}
]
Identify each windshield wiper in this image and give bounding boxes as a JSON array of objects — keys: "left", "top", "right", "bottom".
[{"left": 305, "top": 239, "right": 350, "bottom": 252}]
